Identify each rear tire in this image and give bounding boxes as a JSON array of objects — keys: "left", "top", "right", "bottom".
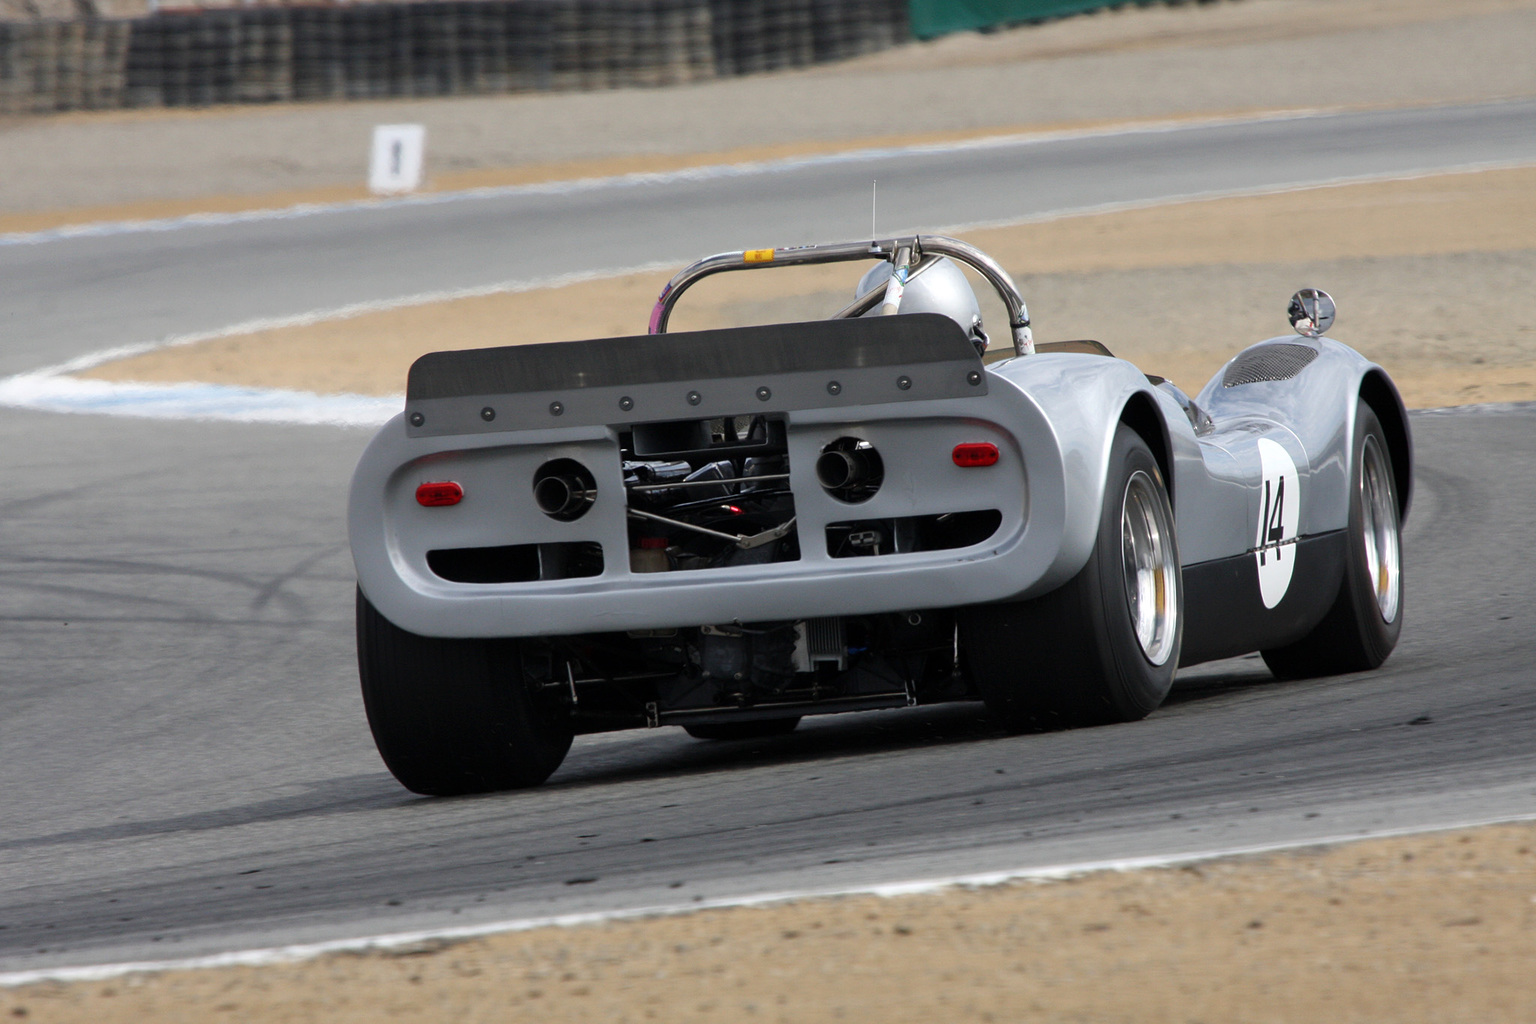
[
  {"left": 683, "top": 717, "right": 802, "bottom": 741},
  {"left": 1262, "top": 403, "right": 1403, "bottom": 679},
  {"left": 357, "top": 589, "right": 573, "bottom": 795},
  {"left": 961, "top": 424, "right": 1183, "bottom": 731}
]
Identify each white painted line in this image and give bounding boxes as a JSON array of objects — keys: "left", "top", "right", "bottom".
[
  {"left": 0, "top": 262, "right": 677, "bottom": 425},
  {"left": 3, "top": 810, "right": 1533, "bottom": 988},
  {"left": 0, "top": 107, "right": 1351, "bottom": 248},
  {"left": 1414, "top": 399, "right": 1536, "bottom": 416},
  {"left": 6, "top": 155, "right": 1534, "bottom": 427},
  {"left": 0, "top": 372, "right": 399, "bottom": 427},
  {"left": 41, "top": 262, "right": 682, "bottom": 378},
  {"left": 928, "top": 157, "right": 1536, "bottom": 238}
]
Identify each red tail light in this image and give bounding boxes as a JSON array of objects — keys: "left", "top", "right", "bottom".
[
  {"left": 952, "top": 442, "right": 999, "bottom": 468},
  {"left": 416, "top": 481, "right": 463, "bottom": 507}
]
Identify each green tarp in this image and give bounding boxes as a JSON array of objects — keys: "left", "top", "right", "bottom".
[{"left": 909, "top": 0, "right": 1137, "bottom": 40}]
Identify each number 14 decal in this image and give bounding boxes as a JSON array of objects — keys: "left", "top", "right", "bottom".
[
  {"left": 1259, "top": 476, "right": 1286, "bottom": 565},
  {"left": 1255, "top": 438, "right": 1301, "bottom": 609}
]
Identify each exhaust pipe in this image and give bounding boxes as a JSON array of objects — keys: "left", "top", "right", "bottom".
[
  {"left": 816, "top": 448, "right": 872, "bottom": 490},
  {"left": 533, "top": 459, "right": 596, "bottom": 521},
  {"left": 533, "top": 476, "right": 591, "bottom": 517}
]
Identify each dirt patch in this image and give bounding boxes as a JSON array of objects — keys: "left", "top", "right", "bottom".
[
  {"left": 4, "top": 0, "right": 1534, "bottom": 216},
  {"left": 7, "top": 820, "right": 1535, "bottom": 1023},
  {"left": 79, "top": 165, "right": 1536, "bottom": 409}
]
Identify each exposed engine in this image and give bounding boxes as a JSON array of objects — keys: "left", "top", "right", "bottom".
[
  {"left": 622, "top": 413, "right": 799, "bottom": 572},
  {"left": 516, "top": 412, "right": 971, "bottom": 733}
]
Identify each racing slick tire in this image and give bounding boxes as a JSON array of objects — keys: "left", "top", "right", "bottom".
[
  {"left": 683, "top": 717, "right": 802, "bottom": 741},
  {"left": 357, "top": 589, "right": 573, "bottom": 795},
  {"left": 961, "top": 424, "right": 1183, "bottom": 731},
  {"left": 1262, "top": 402, "right": 1404, "bottom": 680}
]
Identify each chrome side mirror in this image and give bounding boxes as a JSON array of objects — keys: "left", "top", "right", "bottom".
[{"left": 1287, "top": 288, "right": 1335, "bottom": 338}]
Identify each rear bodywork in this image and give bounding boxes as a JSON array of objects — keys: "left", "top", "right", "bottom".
[
  {"left": 349, "top": 234, "right": 1410, "bottom": 731},
  {"left": 350, "top": 312, "right": 1140, "bottom": 639}
]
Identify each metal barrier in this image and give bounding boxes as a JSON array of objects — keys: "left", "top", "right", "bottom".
[{"left": 1, "top": 0, "right": 907, "bottom": 112}]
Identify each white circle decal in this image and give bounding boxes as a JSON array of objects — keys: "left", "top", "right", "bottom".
[{"left": 1255, "top": 438, "right": 1301, "bottom": 609}]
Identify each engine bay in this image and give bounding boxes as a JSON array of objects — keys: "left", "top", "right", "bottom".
[
  {"left": 621, "top": 413, "right": 800, "bottom": 572},
  {"left": 502, "top": 412, "right": 974, "bottom": 731}
]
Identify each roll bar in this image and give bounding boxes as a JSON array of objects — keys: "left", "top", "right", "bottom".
[{"left": 647, "top": 235, "right": 1035, "bottom": 357}]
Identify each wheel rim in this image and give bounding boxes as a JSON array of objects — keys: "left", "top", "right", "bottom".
[
  {"left": 1121, "top": 470, "right": 1179, "bottom": 666},
  {"left": 1359, "top": 434, "right": 1402, "bottom": 623}
]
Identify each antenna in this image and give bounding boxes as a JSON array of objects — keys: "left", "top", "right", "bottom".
[{"left": 871, "top": 180, "right": 877, "bottom": 240}]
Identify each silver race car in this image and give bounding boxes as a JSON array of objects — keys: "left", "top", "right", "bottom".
[{"left": 348, "top": 235, "right": 1410, "bottom": 794}]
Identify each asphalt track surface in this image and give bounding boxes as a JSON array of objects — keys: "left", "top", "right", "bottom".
[
  {"left": 1, "top": 100, "right": 1535, "bottom": 974},
  {"left": 4, "top": 99, "right": 1536, "bottom": 374}
]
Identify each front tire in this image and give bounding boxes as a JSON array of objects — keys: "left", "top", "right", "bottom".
[
  {"left": 1262, "top": 402, "right": 1404, "bottom": 679},
  {"left": 357, "top": 589, "right": 573, "bottom": 795},
  {"left": 961, "top": 424, "right": 1183, "bottom": 731}
]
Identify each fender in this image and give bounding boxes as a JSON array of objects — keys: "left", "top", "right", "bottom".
[
  {"left": 989, "top": 352, "right": 1168, "bottom": 598},
  {"left": 1198, "top": 336, "right": 1411, "bottom": 538}
]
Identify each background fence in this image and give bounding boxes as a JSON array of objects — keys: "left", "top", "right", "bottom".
[
  {"left": 0, "top": 0, "right": 908, "bottom": 111},
  {"left": 0, "top": 0, "right": 1213, "bottom": 114}
]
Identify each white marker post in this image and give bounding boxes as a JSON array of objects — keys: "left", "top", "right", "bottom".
[{"left": 369, "top": 124, "right": 426, "bottom": 195}]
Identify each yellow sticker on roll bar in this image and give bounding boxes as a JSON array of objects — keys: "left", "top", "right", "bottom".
[{"left": 743, "top": 249, "right": 775, "bottom": 263}]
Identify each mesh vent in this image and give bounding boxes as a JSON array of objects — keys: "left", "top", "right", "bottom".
[{"left": 1223, "top": 344, "right": 1319, "bottom": 388}]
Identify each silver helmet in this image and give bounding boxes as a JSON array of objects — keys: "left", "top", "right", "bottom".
[{"left": 857, "top": 257, "right": 988, "bottom": 352}]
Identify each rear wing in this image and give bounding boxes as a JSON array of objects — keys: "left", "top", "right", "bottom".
[{"left": 403, "top": 312, "right": 988, "bottom": 439}]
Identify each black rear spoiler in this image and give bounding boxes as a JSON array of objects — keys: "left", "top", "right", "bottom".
[{"left": 404, "top": 313, "right": 987, "bottom": 438}]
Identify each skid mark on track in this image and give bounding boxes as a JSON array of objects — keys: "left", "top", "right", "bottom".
[
  {"left": 250, "top": 544, "right": 348, "bottom": 613},
  {"left": 0, "top": 551, "right": 335, "bottom": 623},
  {"left": 1409, "top": 463, "right": 1493, "bottom": 539},
  {"left": 0, "top": 774, "right": 404, "bottom": 853},
  {"left": 0, "top": 470, "right": 164, "bottom": 516}
]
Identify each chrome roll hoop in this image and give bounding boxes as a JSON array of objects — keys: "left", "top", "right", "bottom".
[{"left": 647, "top": 235, "right": 1035, "bottom": 357}]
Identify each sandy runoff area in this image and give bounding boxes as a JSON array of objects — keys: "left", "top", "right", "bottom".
[
  {"left": 5, "top": 820, "right": 1535, "bottom": 1023},
  {"left": 80, "top": 164, "right": 1536, "bottom": 409}
]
